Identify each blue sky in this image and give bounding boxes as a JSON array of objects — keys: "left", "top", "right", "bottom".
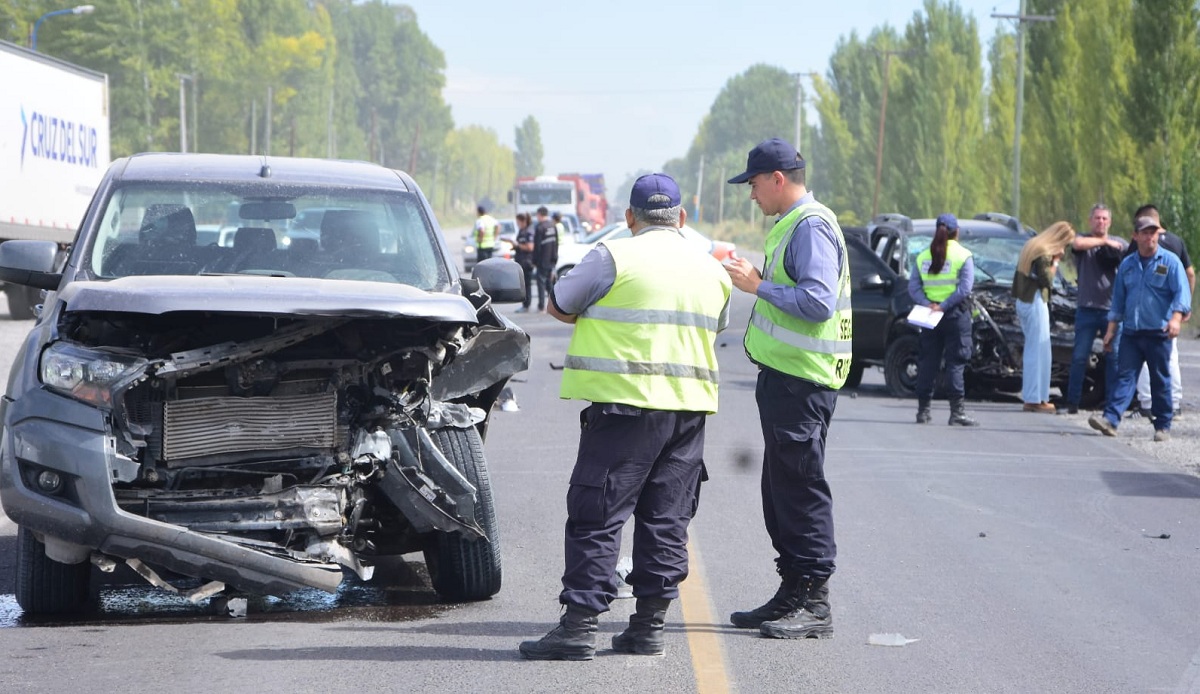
[{"left": 407, "top": 0, "right": 1013, "bottom": 192}]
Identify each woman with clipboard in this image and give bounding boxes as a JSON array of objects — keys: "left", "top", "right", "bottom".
[{"left": 908, "top": 214, "right": 980, "bottom": 426}]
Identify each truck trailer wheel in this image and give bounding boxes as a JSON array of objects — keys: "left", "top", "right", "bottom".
[
  {"left": 5, "top": 284, "right": 40, "bottom": 320},
  {"left": 15, "top": 526, "right": 92, "bottom": 615},
  {"left": 423, "top": 426, "right": 502, "bottom": 602}
]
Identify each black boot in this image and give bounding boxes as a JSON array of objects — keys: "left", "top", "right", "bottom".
[
  {"left": 916, "top": 399, "right": 932, "bottom": 424},
  {"left": 730, "top": 569, "right": 804, "bottom": 628},
  {"left": 519, "top": 604, "right": 600, "bottom": 661},
  {"left": 759, "top": 578, "right": 833, "bottom": 639},
  {"left": 612, "top": 597, "right": 671, "bottom": 655},
  {"left": 948, "top": 397, "right": 979, "bottom": 426}
]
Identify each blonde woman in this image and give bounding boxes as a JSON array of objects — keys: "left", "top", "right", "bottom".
[{"left": 1012, "top": 222, "right": 1076, "bottom": 413}]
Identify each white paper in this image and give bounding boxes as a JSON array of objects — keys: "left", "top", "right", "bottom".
[{"left": 907, "top": 305, "right": 943, "bottom": 330}]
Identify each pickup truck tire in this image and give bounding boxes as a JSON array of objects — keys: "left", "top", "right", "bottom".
[
  {"left": 15, "top": 525, "right": 92, "bottom": 615},
  {"left": 423, "top": 426, "right": 502, "bottom": 602},
  {"left": 5, "top": 284, "right": 39, "bottom": 320},
  {"left": 844, "top": 362, "right": 865, "bottom": 389},
  {"left": 884, "top": 334, "right": 921, "bottom": 398}
]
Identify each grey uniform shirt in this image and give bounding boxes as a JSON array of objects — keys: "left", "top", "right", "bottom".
[{"left": 1074, "top": 233, "right": 1128, "bottom": 310}]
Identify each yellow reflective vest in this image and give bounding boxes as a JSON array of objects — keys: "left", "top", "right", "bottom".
[
  {"left": 560, "top": 227, "right": 732, "bottom": 413},
  {"left": 916, "top": 240, "right": 972, "bottom": 302},
  {"left": 743, "top": 201, "right": 853, "bottom": 389},
  {"left": 475, "top": 214, "right": 498, "bottom": 249}
]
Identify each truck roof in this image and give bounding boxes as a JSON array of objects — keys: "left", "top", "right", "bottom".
[{"left": 115, "top": 153, "right": 415, "bottom": 190}]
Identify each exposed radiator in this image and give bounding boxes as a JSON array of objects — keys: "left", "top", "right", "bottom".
[{"left": 161, "top": 392, "right": 337, "bottom": 461}]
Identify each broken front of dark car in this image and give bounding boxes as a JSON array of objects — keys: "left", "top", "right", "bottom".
[
  {"left": 848, "top": 217, "right": 1105, "bottom": 405},
  {"left": 0, "top": 154, "right": 529, "bottom": 615}
]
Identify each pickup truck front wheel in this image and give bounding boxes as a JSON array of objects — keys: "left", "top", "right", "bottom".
[
  {"left": 423, "top": 426, "right": 502, "bottom": 602},
  {"left": 15, "top": 526, "right": 92, "bottom": 615},
  {"left": 884, "top": 334, "right": 921, "bottom": 398},
  {"left": 5, "top": 284, "right": 39, "bottom": 320}
]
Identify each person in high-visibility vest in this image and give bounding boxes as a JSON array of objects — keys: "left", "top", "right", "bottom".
[
  {"left": 909, "top": 213, "right": 980, "bottom": 426},
  {"left": 519, "top": 173, "right": 731, "bottom": 661},
  {"left": 473, "top": 205, "right": 497, "bottom": 262},
  {"left": 723, "top": 138, "right": 851, "bottom": 640}
]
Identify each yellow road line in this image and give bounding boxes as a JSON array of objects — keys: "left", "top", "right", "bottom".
[{"left": 680, "top": 537, "right": 732, "bottom": 694}]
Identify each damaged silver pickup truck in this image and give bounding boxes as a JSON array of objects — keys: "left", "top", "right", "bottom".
[{"left": 0, "top": 153, "right": 530, "bottom": 615}]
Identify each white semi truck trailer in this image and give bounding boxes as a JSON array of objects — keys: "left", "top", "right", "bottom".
[{"left": 0, "top": 39, "right": 110, "bottom": 318}]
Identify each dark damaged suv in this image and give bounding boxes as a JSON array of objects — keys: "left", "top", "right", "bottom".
[
  {"left": 0, "top": 153, "right": 529, "bottom": 615},
  {"left": 847, "top": 213, "right": 1106, "bottom": 405}
]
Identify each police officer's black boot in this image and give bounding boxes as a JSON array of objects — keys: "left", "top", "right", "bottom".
[
  {"left": 916, "top": 399, "right": 932, "bottom": 424},
  {"left": 948, "top": 397, "right": 979, "bottom": 426},
  {"left": 612, "top": 597, "right": 671, "bottom": 655},
  {"left": 758, "top": 577, "right": 833, "bottom": 640},
  {"left": 519, "top": 604, "right": 600, "bottom": 661},
  {"left": 730, "top": 569, "right": 804, "bottom": 628}
]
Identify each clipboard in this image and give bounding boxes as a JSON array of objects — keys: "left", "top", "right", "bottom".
[{"left": 907, "top": 305, "right": 943, "bottom": 330}]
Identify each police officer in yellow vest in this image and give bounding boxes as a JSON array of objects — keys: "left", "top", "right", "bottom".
[
  {"left": 908, "top": 213, "right": 980, "bottom": 426},
  {"left": 473, "top": 204, "right": 497, "bottom": 262},
  {"left": 724, "top": 138, "right": 851, "bottom": 640},
  {"left": 519, "top": 173, "right": 731, "bottom": 661}
]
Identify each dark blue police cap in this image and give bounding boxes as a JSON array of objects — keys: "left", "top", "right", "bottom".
[
  {"left": 727, "top": 138, "right": 806, "bottom": 184},
  {"left": 630, "top": 173, "right": 682, "bottom": 210},
  {"left": 936, "top": 213, "right": 959, "bottom": 230}
]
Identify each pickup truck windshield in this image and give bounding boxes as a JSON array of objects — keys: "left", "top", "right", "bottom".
[{"left": 86, "top": 183, "right": 449, "bottom": 290}]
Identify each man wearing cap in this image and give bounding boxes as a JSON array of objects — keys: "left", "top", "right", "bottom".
[
  {"left": 910, "top": 213, "right": 981, "bottom": 424},
  {"left": 473, "top": 204, "right": 498, "bottom": 262},
  {"left": 519, "top": 173, "right": 731, "bottom": 660},
  {"left": 1125, "top": 204, "right": 1195, "bottom": 416},
  {"left": 1088, "top": 214, "right": 1191, "bottom": 441},
  {"left": 723, "top": 137, "right": 851, "bottom": 640}
]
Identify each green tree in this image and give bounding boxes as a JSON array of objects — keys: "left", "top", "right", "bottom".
[
  {"left": 514, "top": 115, "right": 543, "bottom": 178},
  {"left": 1128, "top": 0, "right": 1200, "bottom": 247}
]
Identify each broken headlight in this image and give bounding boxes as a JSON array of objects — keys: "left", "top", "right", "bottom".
[{"left": 40, "top": 342, "right": 147, "bottom": 407}]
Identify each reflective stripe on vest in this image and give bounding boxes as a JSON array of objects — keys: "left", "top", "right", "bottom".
[
  {"left": 476, "top": 214, "right": 497, "bottom": 248},
  {"left": 560, "top": 227, "right": 732, "bottom": 413},
  {"left": 916, "top": 240, "right": 972, "bottom": 302},
  {"left": 743, "top": 200, "right": 854, "bottom": 389}
]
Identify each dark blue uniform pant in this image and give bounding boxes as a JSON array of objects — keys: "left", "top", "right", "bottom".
[
  {"left": 755, "top": 368, "right": 837, "bottom": 578},
  {"left": 916, "top": 304, "right": 972, "bottom": 400},
  {"left": 560, "top": 403, "right": 707, "bottom": 614}
]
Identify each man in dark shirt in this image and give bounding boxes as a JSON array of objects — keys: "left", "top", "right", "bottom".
[
  {"left": 532, "top": 206, "right": 559, "bottom": 312},
  {"left": 1067, "top": 204, "right": 1126, "bottom": 414},
  {"left": 514, "top": 212, "right": 536, "bottom": 313},
  {"left": 1124, "top": 204, "right": 1195, "bottom": 414}
]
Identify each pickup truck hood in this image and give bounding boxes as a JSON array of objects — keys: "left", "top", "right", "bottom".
[{"left": 55, "top": 275, "right": 479, "bottom": 322}]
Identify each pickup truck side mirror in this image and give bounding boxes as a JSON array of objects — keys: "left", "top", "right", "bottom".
[
  {"left": 859, "top": 273, "right": 893, "bottom": 292},
  {"left": 472, "top": 257, "right": 526, "bottom": 303},
  {"left": 0, "top": 240, "right": 62, "bottom": 290}
]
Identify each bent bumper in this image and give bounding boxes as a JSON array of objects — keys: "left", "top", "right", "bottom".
[{"left": 0, "top": 389, "right": 343, "bottom": 595}]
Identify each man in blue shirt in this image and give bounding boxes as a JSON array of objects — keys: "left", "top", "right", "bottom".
[{"left": 1089, "top": 215, "right": 1192, "bottom": 441}]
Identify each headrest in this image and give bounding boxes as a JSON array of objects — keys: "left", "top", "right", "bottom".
[
  {"left": 140, "top": 205, "right": 197, "bottom": 247},
  {"left": 234, "top": 227, "right": 276, "bottom": 254},
  {"left": 321, "top": 209, "right": 380, "bottom": 255}
]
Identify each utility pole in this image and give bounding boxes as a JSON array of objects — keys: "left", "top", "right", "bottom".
[
  {"left": 791, "top": 72, "right": 819, "bottom": 154},
  {"left": 696, "top": 154, "right": 705, "bottom": 224},
  {"left": 993, "top": 1, "right": 1055, "bottom": 222},
  {"left": 871, "top": 50, "right": 911, "bottom": 219},
  {"left": 178, "top": 74, "right": 192, "bottom": 153}
]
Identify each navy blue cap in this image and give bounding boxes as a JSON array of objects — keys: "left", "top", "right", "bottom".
[
  {"left": 630, "top": 173, "right": 682, "bottom": 210},
  {"left": 727, "top": 138, "right": 806, "bottom": 184},
  {"left": 936, "top": 213, "right": 959, "bottom": 230}
]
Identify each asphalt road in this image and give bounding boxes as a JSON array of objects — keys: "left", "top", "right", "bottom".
[{"left": 0, "top": 236, "right": 1199, "bottom": 693}]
